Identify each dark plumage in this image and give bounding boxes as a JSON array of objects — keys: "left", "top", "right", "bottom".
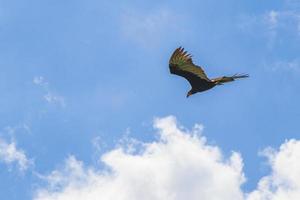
[{"left": 169, "top": 47, "right": 249, "bottom": 97}]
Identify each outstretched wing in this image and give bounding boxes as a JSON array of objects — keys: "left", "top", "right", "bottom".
[{"left": 169, "top": 47, "right": 211, "bottom": 87}]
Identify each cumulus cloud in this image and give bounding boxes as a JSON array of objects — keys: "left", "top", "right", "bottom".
[
  {"left": 0, "top": 138, "right": 32, "bottom": 171},
  {"left": 33, "top": 116, "right": 300, "bottom": 200},
  {"left": 33, "top": 76, "right": 66, "bottom": 107},
  {"left": 247, "top": 139, "right": 300, "bottom": 200},
  {"left": 34, "top": 116, "right": 245, "bottom": 200}
]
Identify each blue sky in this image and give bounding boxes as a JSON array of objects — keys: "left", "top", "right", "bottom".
[{"left": 1, "top": 0, "right": 300, "bottom": 200}]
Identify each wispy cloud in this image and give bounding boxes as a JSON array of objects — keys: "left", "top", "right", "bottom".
[
  {"left": 33, "top": 76, "right": 66, "bottom": 108},
  {"left": 267, "top": 10, "right": 279, "bottom": 28},
  {"left": 0, "top": 138, "right": 33, "bottom": 172},
  {"left": 238, "top": 5, "right": 300, "bottom": 45},
  {"left": 264, "top": 10, "right": 300, "bottom": 36},
  {"left": 120, "top": 8, "right": 185, "bottom": 47},
  {"left": 3, "top": 123, "right": 32, "bottom": 136},
  {"left": 33, "top": 76, "right": 48, "bottom": 86},
  {"left": 43, "top": 92, "right": 66, "bottom": 107},
  {"left": 268, "top": 59, "right": 300, "bottom": 72},
  {"left": 238, "top": 5, "right": 300, "bottom": 73}
]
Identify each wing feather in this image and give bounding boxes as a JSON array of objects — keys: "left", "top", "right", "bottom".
[{"left": 169, "top": 47, "right": 210, "bottom": 87}]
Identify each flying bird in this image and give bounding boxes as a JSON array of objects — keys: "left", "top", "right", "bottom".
[{"left": 169, "top": 47, "right": 249, "bottom": 97}]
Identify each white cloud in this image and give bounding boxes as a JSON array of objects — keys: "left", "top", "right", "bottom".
[
  {"left": 33, "top": 116, "right": 300, "bottom": 200},
  {"left": 34, "top": 116, "right": 245, "bottom": 200},
  {"left": 33, "top": 76, "right": 66, "bottom": 108},
  {"left": 0, "top": 138, "right": 32, "bottom": 171},
  {"left": 33, "top": 76, "right": 48, "bottom": 86},
  {"left": 247, "top": 139, "right": 300, "bottom": 200},
  {"left": 44, "top": 92, "right": 66, "bottom": 107}
]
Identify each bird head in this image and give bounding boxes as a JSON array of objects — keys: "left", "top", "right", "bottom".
[{"left": 186, "top": 90, "right": 193, "bottom": 98}]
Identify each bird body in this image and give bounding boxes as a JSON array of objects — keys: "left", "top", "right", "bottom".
[{"left": 169, "top": 47, "right": 248, "bottom": 97}]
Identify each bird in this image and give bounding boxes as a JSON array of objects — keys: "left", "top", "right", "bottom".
[{"left": 169, "top": 47, "right": 249, "bottom": 97}]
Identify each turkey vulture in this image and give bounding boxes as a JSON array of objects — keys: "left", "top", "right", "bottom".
[{"left": 169, "top": 47, "right": 249, "bottom": 97}]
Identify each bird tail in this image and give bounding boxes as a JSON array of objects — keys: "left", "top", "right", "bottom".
[{"left": 211, "top": 73, "right": 249, "bottom": 85}]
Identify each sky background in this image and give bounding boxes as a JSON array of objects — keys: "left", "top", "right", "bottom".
[{"left": 1, "top": 0, "right": 300, "bottom": 200}]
